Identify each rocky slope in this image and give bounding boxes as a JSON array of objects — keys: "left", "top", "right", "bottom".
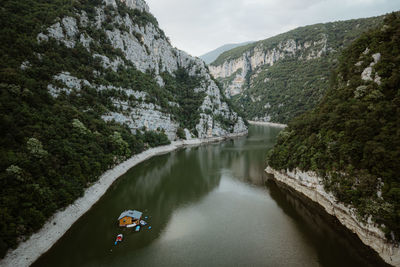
[
  {"left": 37, "top": 0, "right": 246, "bottom": 139},
  {"left": 209, "top": 14, "right": 388, "bottom": 123},
  {"left": 0, "top": 0, "right": 246, "bottom": 258},
  {"left": 266, "top": 167, "right": 400, "bottom": 266},
  {"left": 266, "top": 13, "right": 400, "bottom": 266}
]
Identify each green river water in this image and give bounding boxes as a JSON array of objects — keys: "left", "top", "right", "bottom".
[{"left": 33, "top": 125, "right": 388, "bottom": 267}]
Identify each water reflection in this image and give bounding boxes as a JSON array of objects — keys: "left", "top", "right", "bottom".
[
  {"left": 34, "top": 126, "right": 388, "bottom": 267},
  {"left": 265, "top": 177, "right": 389, "bottom": 267},
  {"left": 34, "top": 145, "right": 224, "bottom": 267}
]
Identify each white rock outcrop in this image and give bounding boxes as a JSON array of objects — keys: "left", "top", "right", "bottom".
[
  {"left": 37, "top": 0, "right": 247, "bottom": 140},
  {"left": 266, "top": 166, "right": 400, "bottom": 267},
  {"left": 361, "top": 52, "right": 382, "bottom": 85},
  {"left": 40, "top": 17, "right": 79, "bottom": 48},
  {"left": 102, "top": 102, "right": 179, "bottom": 140},
  {"left": 361, "top": 66, "right": 373, "bottom": 82},
  {"left": 47, "top": 72, "right": 91, "bottom": 97},
  {"left": 210, "top": 35, "right": 328, "bottom": 97}
]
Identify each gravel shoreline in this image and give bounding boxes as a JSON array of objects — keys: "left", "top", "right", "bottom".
[{"left": 0, "top": 132, "right": 247, "bottom": 267}]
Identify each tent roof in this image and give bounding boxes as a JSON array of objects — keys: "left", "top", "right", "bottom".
[{"left": 118, "top": 210, "right": 143, "bottom": 220}]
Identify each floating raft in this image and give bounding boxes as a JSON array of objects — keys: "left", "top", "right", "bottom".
[{"left": 118, "top": 210, "right": 143, "bottom": 227}]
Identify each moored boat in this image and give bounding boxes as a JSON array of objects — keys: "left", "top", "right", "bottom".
[{"left": 115, "top": 234, "right": 123, "bottom": 245}]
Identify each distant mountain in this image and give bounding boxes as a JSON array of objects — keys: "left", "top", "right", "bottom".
[
  {"left": 199, "top": 42, "right": 253, "bottom": 64},
  {"left": 209, "top": 14, "right": 390, "bottom": 123}
]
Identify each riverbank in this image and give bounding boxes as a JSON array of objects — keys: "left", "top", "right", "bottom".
[
  {"left": 265, "top": 166, "right": 400, "bottom": 267},
  {"left": 1, "top": 132, "right": 247, "bottom": 267},
  {"left": 248, "top": 120, "right": 287, "bottom": 128}
]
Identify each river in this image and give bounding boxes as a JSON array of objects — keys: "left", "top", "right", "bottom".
[{"left": 33, "top": 125, "right": 388, "bottom": 267}]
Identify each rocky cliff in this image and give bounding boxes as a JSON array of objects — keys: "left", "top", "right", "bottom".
[
  {"left": 265, "top": 13, "right": 400, "bottom": 266},
  {"left": 210, "top": 36, "right": 327, "bottom": 96},
  {"left": 209, "top": 15, "right": 387, "bottom": 123},
  {"left": 266, "top": 167, "right": 400, "bottom": 266},
  {"left": 36, "top": 0, "right": 246, "bottom": 140}
]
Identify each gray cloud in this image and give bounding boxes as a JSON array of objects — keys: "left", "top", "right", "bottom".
[{"left": 146, "top": 0, "right": 400, "bottom": 56}]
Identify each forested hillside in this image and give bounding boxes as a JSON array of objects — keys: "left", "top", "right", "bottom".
[
  {"left": 267, "top": 13, "right": 400, "bottom": 242},
  {"left": 0, "top": 0, "right": 246, "bottom": 257},
  {"left": 209, "top": 14, "right": 390, "bottom": 123}
]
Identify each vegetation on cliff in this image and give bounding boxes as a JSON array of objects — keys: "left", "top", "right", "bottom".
[
  {"left": 267, "top": 13, "right": 400, "bottom": 242},
  {"left": 211, "top": 14, "right": 389, "bottom": 123},
  {"left": 0, "top": 0, "right": 241, "bottom": 257}
]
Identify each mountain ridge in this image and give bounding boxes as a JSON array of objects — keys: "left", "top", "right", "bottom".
[{"left": 209, "top": 13, "right": 393, "bottom": 123}]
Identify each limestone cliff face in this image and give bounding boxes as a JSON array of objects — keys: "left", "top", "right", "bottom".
[
  {"left": 207, "top": 16, "right": 386, "bottom": 124},
  {"left": 209, "top": 35, "right": 327, "bottom": 97},
  {"left": 266, "top": 167, "right": 400, "bottom": 267},
  {"left": 36, "top": 0, "right": 247, "bottom": 140}
]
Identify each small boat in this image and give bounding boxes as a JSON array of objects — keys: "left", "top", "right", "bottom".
[
  {"left": 135, "top": 225, "right": 141, "bottom": 232},
  {"left": 115, "top": 234, "right": 123, "bottom": 245},
  {"left": 139, "top": 220, "right": 147, "bottom": 226}
]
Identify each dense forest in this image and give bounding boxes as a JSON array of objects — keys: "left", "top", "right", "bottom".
[
  {"left": 267, "top": 13, "right": 400, "bottom": 242},
  {"left": 233, "top": 56, "right": 333, "bottom": 123},
  {"left": 211, "top": 14, "right": 390, "bottom": 123},
  {"left": 0, "top": 0, "right": 241, "bottom": 257}
]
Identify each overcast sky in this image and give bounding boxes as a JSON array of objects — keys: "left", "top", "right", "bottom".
[{"left": 145, "top": 0, "right": 400, "bottom": 57}]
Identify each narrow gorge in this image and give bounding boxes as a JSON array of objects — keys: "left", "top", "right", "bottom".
[{"left": 1, "top": 0, "right": 399, "bottom": 266}]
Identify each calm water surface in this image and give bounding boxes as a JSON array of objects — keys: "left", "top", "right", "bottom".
[{"left": 34, "top": 126, "right": 387, "bottom": 267}]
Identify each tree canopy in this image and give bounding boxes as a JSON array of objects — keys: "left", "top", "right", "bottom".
[{"left": 267, "top": 13, "right": 400, "bottom": 242}]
